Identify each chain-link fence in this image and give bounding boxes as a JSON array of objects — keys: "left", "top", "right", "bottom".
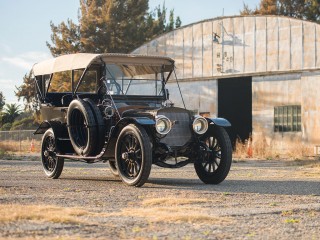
[{"left": 0, "top": 130, "right": 42, "bottom": 153}]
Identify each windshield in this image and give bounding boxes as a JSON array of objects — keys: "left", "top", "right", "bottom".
[{"left": 104, "top": 64, "right": 166, "bottom": 96}]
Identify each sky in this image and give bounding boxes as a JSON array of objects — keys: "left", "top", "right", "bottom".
[{"left": 0, "top": 0, "right": 260, "bottom": 107}]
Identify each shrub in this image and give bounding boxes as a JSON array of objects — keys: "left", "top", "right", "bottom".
[{"left": 0, "top": 123, "right": 12, "bottom": 131}]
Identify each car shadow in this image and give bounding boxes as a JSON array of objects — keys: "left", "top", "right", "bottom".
[
  {"left": 147, "top": 178, "right": 320, "bottom": 196},
  {"left": 60, "top": 176, "right": 122, "bottom": 183}
]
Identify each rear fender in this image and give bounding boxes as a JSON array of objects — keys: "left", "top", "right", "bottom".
[{"left": 34, "top": 121, "right": 72, "bottom": 153}]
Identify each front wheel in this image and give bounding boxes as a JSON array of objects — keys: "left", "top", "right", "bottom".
[
  {"left": 115, "top": 124, "right": 152, "bottom": 187},
  {"left": 194, "top": 126, "right": 232, "bottom": 184},
  {"left": 41, "top": 129, "right": 64, "bottom": 179},
  {"left": 108, "top": 160, "right": 119, "bottom": 177}
]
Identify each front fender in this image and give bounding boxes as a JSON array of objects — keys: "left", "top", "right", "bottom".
[
  {"left": 103, "top": 117, "right": 155, "bottom": 159},
  {"left": 206, "top": 117, "right": 231, "bottom": 127}
]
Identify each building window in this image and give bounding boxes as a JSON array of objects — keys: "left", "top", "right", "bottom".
[{"left": 274, "top": 105, "right": 301, "bottom": 132}]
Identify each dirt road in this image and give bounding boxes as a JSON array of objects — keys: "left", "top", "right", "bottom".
[{"left": 0, "top": 158, "right": 320, "bottom": 239}]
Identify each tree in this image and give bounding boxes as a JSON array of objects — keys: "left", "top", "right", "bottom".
[
  {"left": 1, "top": 103, "right": 21, "bottom": 124},
  {"left": 47, "top": 0, "right": 182, "bottom": 55},
  {"left": 241, "top": 0, "right": 320, "bottom": 23},
  {"left": 17, "top": 0, "right": 182, "bottom": 110},
  {"left": 0, "top": 91, "right": 5, "bottom": 110},
  {"left": 15, "top": 70, "right": 38, "bottom": 112}
]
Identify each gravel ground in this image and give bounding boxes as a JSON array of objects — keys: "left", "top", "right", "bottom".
[{"left": 0, "top": 157, "right": 320, "bottom": 239}]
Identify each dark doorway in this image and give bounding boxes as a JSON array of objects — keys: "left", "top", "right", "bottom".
[{"left": 218, "top": 77, "right": 252, "bottom": 147}]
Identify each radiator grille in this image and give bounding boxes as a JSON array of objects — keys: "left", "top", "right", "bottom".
[{"left": 158, "top": 108, "right": 192, "bottom": 147}]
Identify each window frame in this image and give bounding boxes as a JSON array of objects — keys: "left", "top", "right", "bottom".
[{"left": 274, "top": 105, "right": 301, "bottom": 132}]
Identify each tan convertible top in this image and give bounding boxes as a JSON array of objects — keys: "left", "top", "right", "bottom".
[{"left": 32, "top": 53, "right": 174, "bottom": 76}]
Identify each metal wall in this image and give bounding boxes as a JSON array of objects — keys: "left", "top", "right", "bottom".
[
  {"left": 133, "top": 16, "right": 320, "bottom": 79},
  {"left": 133, "top": 15, "right": 320, "bottom": 147}
]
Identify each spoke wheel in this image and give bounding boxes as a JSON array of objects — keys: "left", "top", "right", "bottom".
[
  {"left": 115, "top": 124, "right": 152, "bottom": 187},
  {"left": 41, "top": 129, "right": 64, "bottom": 179},
  {"left": 194, "top": 126, "right": 232, "bottom": 184}
]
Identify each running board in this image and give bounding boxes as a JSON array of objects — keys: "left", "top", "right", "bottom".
[{"left": 56, "top": 149, "right": 106, "bottom": 162}]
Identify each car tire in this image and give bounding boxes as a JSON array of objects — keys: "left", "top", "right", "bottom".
[
  {"left": 41, "top": 128, "right": 64, "bottom": 179},
  {"left": 67, "top": 99, "right": 98, "bottom": 156},
  {"left": 194, "top": 126, "right": 232, "bottom": 184},
  {"left": 108, "top": 160, "right": 119, "bottom": 177},
  {"left": 83, "top": 98, "right": 106, "bottom": 155},
  {"left": 115, "top": 124, "right": 152, "bottom": 187}
]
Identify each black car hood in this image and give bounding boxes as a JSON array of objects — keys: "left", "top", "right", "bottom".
[{"left": 119, "top": 106, "right": 159, "bottom": 119}]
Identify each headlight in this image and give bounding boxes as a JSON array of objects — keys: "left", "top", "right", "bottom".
[
  {"left": 193, "top": 116, "right": 208, "bottom": 135},
  {"left": 155, "top": 115, "right": 171, "bottom": 135}
]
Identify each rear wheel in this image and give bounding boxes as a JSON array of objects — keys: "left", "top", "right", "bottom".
[
  {"left": 194, "top": 126, "right": 232, "bottom": 184},
  {"left": 41, "top": 129, "right": 64, "bottom": 179},
  {"left": 115, "top": 124, "right": 152, "bottom": 187}
]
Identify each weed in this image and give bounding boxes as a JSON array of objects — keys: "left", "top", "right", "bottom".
[
  {"left": 281, "top": 210, "right": 293, "bottom": 216},
  {"left": 284, "top": 218, "right": 300, "bottom": 224}
]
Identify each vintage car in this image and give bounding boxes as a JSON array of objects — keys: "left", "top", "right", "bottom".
[{"left": 32, "top": 53, "right": 232, "bottom": 187}]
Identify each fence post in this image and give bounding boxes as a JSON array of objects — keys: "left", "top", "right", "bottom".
[{"left": 19, "top": 129, "right": 21, "bottom": 152}]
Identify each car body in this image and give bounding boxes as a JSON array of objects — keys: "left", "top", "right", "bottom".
[{"left": 33, "top": 53, "right": 232, "bottom": 187}]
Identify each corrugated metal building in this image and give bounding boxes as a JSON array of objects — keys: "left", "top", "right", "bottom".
[{"left": 132, "top": 15, "right": 320, "bottom": 151}]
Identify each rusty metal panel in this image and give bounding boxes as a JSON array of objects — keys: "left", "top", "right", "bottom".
[
  {"left": 157, "top": 35, "right": 166, "bottom": 56},
  {"left": 220, "top": 18, "right": 234, "bottom": 74},
  {"left": 183, "top": 27, "right": 193, "bottom": 78},
  {"left": 266, "top": 17, "right": 279, "bottom": 71},
  {"left": 255, "top": 17, "right": 267, "bottom": 72},
  {"left": 202, "top": 21, "right": 213, "bottom": 77},
  {"left": 290, "top": 19, "right": 303, "bottom": 70},
  {"left": 166, "top": 80, "right": 217, "bottom": 115},
  {"left": 244, "top": 17, "right": 255, "bottom": 73},
  {"left": 278, "top": 18, "right": 291, "bottom": 70},
  {"left": 173, "top": 29, "right": 184, "bottom": 79},
  {"left": 147, "top": 39, "right": 159, "bottom": 55},
  {"left": 316, "top": 25, "right": 320, "bottom": 68},
  {"left": 233, "top": 17, "right": 245, "bottom": 74},
  {"left": 301, "top": 72, "right": 320, "bottom": 143},
  {"left": 137, "top": 45, "right": 148, "bottom": 55},
  {"left": 252, "top": 74, "right": 302, "bottom": 144},
  {"left": 303, "top": 23, "right": 316, "bottom": 69},
  {"left": 212, "top": 20, "right": 222, "bottom": 75},
  {"left": 166, "top": 31, "right": 175, "bottom": 59},
  {"left": 193, "top": 23, "right": 203, "bottom": 78}
]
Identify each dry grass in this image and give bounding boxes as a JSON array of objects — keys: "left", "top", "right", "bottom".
[
  {"left": 142, "top": 197, "right": 209, "bottom": 207},
  {"left": 110, "top": 206, "right": 232, "bottom": 225},
  {"left": 0, "top": 237, "right": 96, "bottom": 240},
  {"left": 233, "top": 136, "right": 315, "bottom": 160},
  {"left": 0, "top": 204, "right": 88, "bottom": 224},
  {"left": 0, "top": 187, "right": 6, "bottom": 195},
  {"left": 108, "top": 197, "right": 232, "bottom": 225},
  {"left": 0, "top": 140, "right": 41, "bottom": 154}
]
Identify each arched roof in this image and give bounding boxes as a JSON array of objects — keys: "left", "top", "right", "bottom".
[{"left": 132, "top": 15, "right": 320, "bottom": 80}]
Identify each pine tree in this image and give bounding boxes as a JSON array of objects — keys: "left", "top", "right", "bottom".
[
  {"left": 17, "top": 0, "right": 182, "bottom": 112},
  {"left": 241, "top": 0, "right": 320, "bottom": 23},
  {"left": 47, "top": 0, "right": 181, "bottom": 55},
  {"left": 0, "top": 91, "right": 5, "bottom": 110},
  {"left": 15, "top": 71, "right": 38, "bottom": 112}
]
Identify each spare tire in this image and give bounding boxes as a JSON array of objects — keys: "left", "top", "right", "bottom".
[
  {"left": 67, "top": 99, "right": 97, "bottom": 156},
  {"left": 83, "top": 98, "right": 106, "bottom": 155}
]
